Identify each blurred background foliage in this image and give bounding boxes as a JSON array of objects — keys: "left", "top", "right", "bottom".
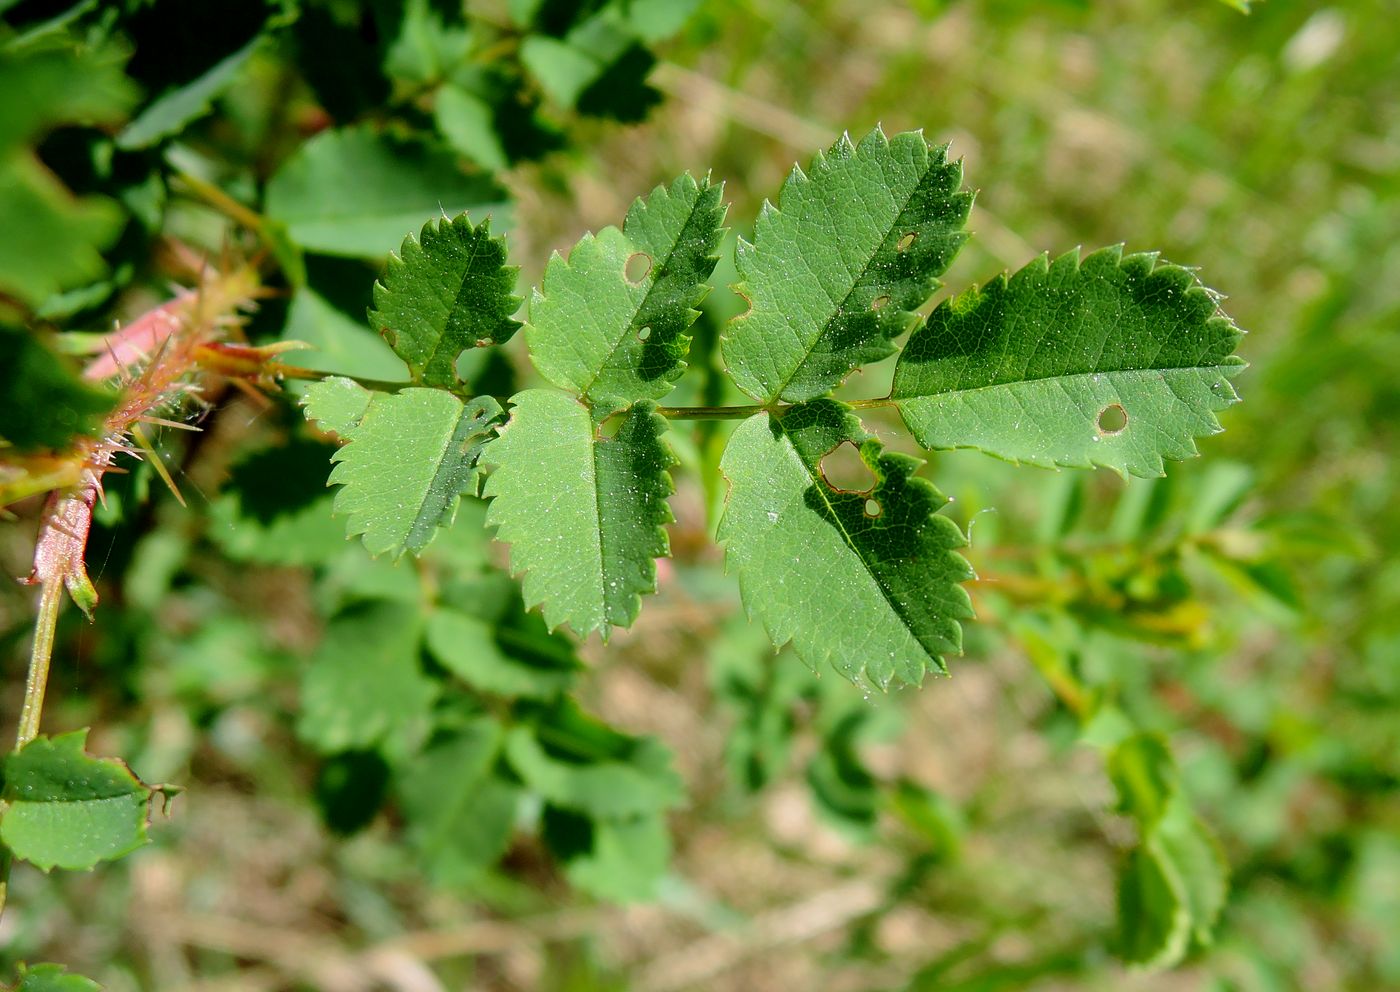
[{"left": 1, "top": 0, "right": 1397, "bottom": 989}]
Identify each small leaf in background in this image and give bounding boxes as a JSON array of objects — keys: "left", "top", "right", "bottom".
[
  {"left": 544, "top": 806, "right": 671, "bottom": 902},
  {"left": 116, "top": 36, "right": 261, "bottom": 149},
  {"left": 369, "top": 213, "right": 521, "bottom": 391},
  {"left": 0, "top": 36, "right": 137, "bottom": 152},
  {"left": 434, "top": 84, "right": 510, "bottom": 172},
  {"left": 304, "top": 377, "right": 504, "bottom": 559},
  {"left": 526, "top": 173, "right": 726, "bottom": 414},
  {"left": 397, "top": 718, "right": 520, "bottom": 886},
  {"left": 892, "top": 247, "right": 1245, "bottom": 477},
  {"left": 0, "top": 155, "right": 128, "bottom": 310},
  {"left": 265, "top": 126, "right": 510, "bottom": 257},
  {"left": 297, "top": 601, "right": 437, "bottom": 758},
  {"left": 314, "top": 750, "right": 391, "bottom": 836},
  {"left": 504, "top": 699, "right": 684, "bottom": 819},
  {"left": 0, "top": 730, "right": 156, "bottom": 872},
  {"left": 1108, "top": 733, "right": 1176, "bottom": 828},
  {"left": 0, "top": 326, "right": 114, "bottom": 450},
  {"left": 207, "top": 436, "right": 347, "bottom": 566},
  {"left": 722, "top": 127, "right": 971, "bottom": 404},
  {"left": 718, "top": 399, "right": 974, "bottom": 688},
  {"left": 483, "top": 390, "right": 675, "bottom": 637},
  {"left": 12, "top": 962, "right": 101, "bottom": 992},
  {"left": 1117, "top": 843, "right": 1191, "bottom": 968},
  {"left": 520, "top": 13, "right": 661, "bottom": 121},
  {"left": 425, "top": 607, "right": 580, "bottom": 699}
]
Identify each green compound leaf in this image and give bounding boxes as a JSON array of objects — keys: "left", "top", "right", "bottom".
[
  {"left": 0, "top": 730, "right": 156, "bottom": 872},
  {"left": 370, "top": 213, "right": 522, "bottom": 391},
  {"left": 891, "top": 247, "right": 1246, "bottom": 478},
  {"left": 717, "top": 399, "right": 974, "bottom": 688},
  {"left": 721, "top": 127, "right": 971, "bottom": 404},
  {"left": 482, "top": 390, "right": 675, "bottom": 638},
  {"left": 265, "top": 126, "right": 510, "bottom": 257},
  {"left": 526, "top": 173, "right": 726, "bottom": 415},
  {"left": 13, "top": 962, "right": 102, "bottom": 992},
  {"left": 505, "top": 700, "right": 684, "bottom": 818},
  {"left": 297, "top": 601, "right": 437, "bottom": 758},
  {"left": 303, "top": 377, "right": 505, "bottom": 559},
  {"left": 397, "top": 718, "right": 520, "bottom": 886}
]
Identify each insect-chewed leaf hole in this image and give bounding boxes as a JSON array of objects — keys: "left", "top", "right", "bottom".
[
  {"left": 1097, "top": 403, "right": 1128, "bottom": 435},
  {"left": 864, "top": 498, "right": 882, "bottom": 518},
  {"left": 896, "top": 231, "right": 917, "bottom": 252},
  {"left": 871, "top": 295, "right": 891, "bottom": 311},
  {"left": 819, "top": 441, "right": 877, "bottom": 493},
  {"left": 625, "top": 252, "right": 652, "bottom": 284},
  {"left": 637, "top": 325, "right": 652, "bottom": 341}
]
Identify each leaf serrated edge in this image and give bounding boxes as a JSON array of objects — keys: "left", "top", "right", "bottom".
[
  {"left": 483, "top": 394, "right": 677, "bottom": 639},
  {"left": 892, "top": 244, "right": 1247, "bottom": 478},
  {"left": 369, "top": 212, "right": 523, "bottom": 393},
  {"left": 721, "top": 125, "right": 974, "bottom": 404}
]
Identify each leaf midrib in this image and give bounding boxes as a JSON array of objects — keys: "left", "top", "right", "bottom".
[
  {"left": 774, "top": 417, "right": 932, "bottom": 669},
  {"left": 765, "top": 157, "right": 941, "bottom": 403},
  {"left": 418, "top": 228, "right": 489, "bottom": 384},
  {"left": 577, "top": 189, "right": 706, "bottom": 401},
  {"left": 892, "top": 362, "right": 1240, "bottom": 402}
]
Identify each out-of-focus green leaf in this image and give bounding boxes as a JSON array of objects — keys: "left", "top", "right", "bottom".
[
  {"left": 0, "top": 325, "right": 113, "bottom": 450},
  {"left": 0, "top": 154, "right": 126, "bottom": 308},
  {"left": 504, "top": 700, "right": 683, "bottom": 818},
  {"left": 425, "top": 607, "right": 580, "bottom": 699},
  {"left": 398, "top": 718, "right": 519, "bottom": 885},
  {"left": 265, "top": 126, "right": 510, "bottom": 257},
  {"left": 0, "top": 730, "right": 155, "bottom": 871},
  {"left": 116, "top": 35, "right": 259, "bottom": 149},
  {"left": 13, "top": 962, "right": 102, "bottom": 992},
  {"left": 297, "top": 601, "right": 437, "bottom": 757}
]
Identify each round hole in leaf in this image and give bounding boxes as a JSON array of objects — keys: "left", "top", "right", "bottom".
[
  {"left": 864, "top": 498, "right": 882, "bottom": 518},
  {"left": 819, "top": 441, "right": 876, "bottom": 493},
  {"left": 637, "top": 325, "right": 652, "bottom": 341},
  {"left": 1097, "top": 403, "right": 1128, "bottom": 435},
  {"left": 872, "top": 295, "right": 891, "bottom": 311},
  {"left": 625, "top": 252, "right": 652, "bottom": 284},
  {"left": 896, "top": 232, "right": 917, "bottom": 252}
]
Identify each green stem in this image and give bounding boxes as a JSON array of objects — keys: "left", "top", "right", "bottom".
[
  {"left": 170, "top": 169, "right": 266, "bottom": 234},
  {"left": 654, "top": 404, "right": 767, "bottom": 420},
  {"left": 271, "top": 363, "right": 417, "bottom": 395},
  {"left": 0, "top": 579, "right": 64, "bottom": 920},
  {"left": 18, "top": 579, "right": 61, "bottom": 748}
]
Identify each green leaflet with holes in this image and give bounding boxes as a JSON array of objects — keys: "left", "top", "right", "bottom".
[
  {"left": 721, "top": 127, "right": 971, "bottom": 404},
  {"left": 891, "top": 247, "right": 1246, "bottom": 477},
  {"left": 526, "top": 173, "right": 726, "bottom": 416},
  {"left": 717, "top": 399, "right": 974, "bottom": 688},
  {"left": 482, "top": 389, "right": 675, "bottom": 637},
  {"left": 369, "top": 213, "right": 522, "bottom": 392},
  {"left": 303, "top": 377, "right": 504, "bottom": 559}
]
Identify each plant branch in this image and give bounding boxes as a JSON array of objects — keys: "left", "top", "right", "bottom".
[{"left": 18, "top": 579, "right": 63, "bottom": 748}]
